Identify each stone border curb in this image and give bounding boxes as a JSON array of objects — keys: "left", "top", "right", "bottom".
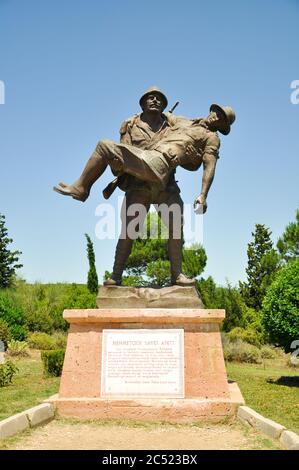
[
  {"left": 280, "top": 430, "right": 299, "bottom": 450},
  {"left": 238, "top": 405, "right": 299, "bottom": 450},
  {"left": 0, "top": 403, "right": 55, "bottom": 440}
]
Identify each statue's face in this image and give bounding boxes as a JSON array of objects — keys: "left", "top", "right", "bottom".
[
  {"left": 142, "top": 93, "right": 164, "bottom": 113},
  {"left": 206, "top": 110, "right": 225, "bottom": 130}
]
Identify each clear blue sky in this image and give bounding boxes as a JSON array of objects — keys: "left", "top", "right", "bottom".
[{"left": 0, "top": 0, "right": 298, "bottom": 286}]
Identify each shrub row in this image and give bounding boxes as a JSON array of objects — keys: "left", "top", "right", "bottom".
[
  {"left": 28, "top": 331, "right": 67, "bottom": 350},
  {"left": 227, "top": 327, "right": 264, "bottom": 347},
  {"left": 222, "top": 334, "right": 283, "bottom": 364},
  {"left": 0, "top": 360, "right": 19, "bottom": 387},
  {"left": 41, "top": 350, "right": 65, "bottom": 377},
  {"left": 0, "top": 282, "right": 96, "bottom": 340}
]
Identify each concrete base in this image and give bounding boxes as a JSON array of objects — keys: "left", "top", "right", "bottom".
[{"left": 48, "top": 383, "right": 243, "bottom": 424}]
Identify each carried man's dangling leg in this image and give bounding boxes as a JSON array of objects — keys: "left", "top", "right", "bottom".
[
  {"left": 53, "top": 142, "right": 111, "bottom": 201},
  {"left": 54, "top": 140, "right": 167, "bottom": 202}
]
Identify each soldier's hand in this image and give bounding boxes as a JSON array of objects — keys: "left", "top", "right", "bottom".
[
  {"left": 163, "top": 152, "right": 180, "bottom": 168},
  {"left": 185, "top": 144, "right": 200, "bottom": 162},
  {"left": 194, "top": 194, "right": 207, "bottom": 214}
]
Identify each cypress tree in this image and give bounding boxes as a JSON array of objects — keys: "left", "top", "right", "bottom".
[
  {"left": 0, "top": 214, "right": 22, "bottom": 288},
  {"left": 240, "top": 224, "right": 278, "bottom": 310},
  {"left": 85, "top": 234, "right": 98, "bottom": 293}
]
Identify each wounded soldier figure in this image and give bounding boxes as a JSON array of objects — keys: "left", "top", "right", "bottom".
[{"left": 53, "top": 104, "right": 235, "bottom": 214}]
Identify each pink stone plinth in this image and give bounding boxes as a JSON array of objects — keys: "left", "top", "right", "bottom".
[
  {"left": 48, "top": 383, "right": 243, "bottom": 424},
  {"left": 50, "top": 308, "right": 244, "bottom": 422}
]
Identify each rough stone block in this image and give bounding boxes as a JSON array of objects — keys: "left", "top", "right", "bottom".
[
  {"left": 280, "top": 430, "right": 299, "bottom": 450},
  {"left": 238, "top": 406, "right": 285, "bottom": 439},
  {"left": 26, "top": 403, "right": 55, "bottom": 427},
  {"left": 96, "top": 285, "right": 204, "bottom": 308},
  {"left": 0, "top": 412, "right": 29, "bottom": 439}
]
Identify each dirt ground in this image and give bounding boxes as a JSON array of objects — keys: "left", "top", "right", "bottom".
[{"left": 6, "top": 419, "right": 281, "bottom": 450}]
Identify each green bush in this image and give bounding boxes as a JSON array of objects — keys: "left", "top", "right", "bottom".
[
  {"left": 7, "top": 339, "right": 29, "bottom": 357},
  {"left": 0, "top": 292, "right": 26, "bottom": 334},
  {"left": 197, "top": 278, "right": 247, "bottom": 331},
  {"left": 4, "top": 283, "right": 59, "bottom": 334},
  {"left": 25, "top": 283, "right": 96, "bottom": 333},
  {"left": 9, "top": 324, "right": 28, "bottom": 341},
  {"left": 0, "top": 282, "right": 96, "bottom": 336},
  {"left": 262, "top": 260, "right": 299, "bottom": 351},
  {"left": 242, "top": 307, "right": 265, "bottom": 334},
  {"left": 0, "top": 319, "right": 11, "bottom": 349},
  {"left": 51, "top": 330, "right": 67, "bottom": 349},
  {"left": 63, "top": 284, "right": 97, "bottom": 309},
  {"left": 260, "top": 345, "right": 277, "bottom": 359},
  {"left": 26, "top": 307, "right": 54, "bottom": 334},
  {"left": 224, "top": 339, "right": 262, "bottom": 364},
  {"left": 41, "top": 349, "right": 65, "bottom": 377},
  {"left": 28, "top": 332, "right": 57, "bottom": 350},
  {"left": 0, "top": 360, "right": 18, "bottom": 386},
  {"left": 227, "top": 327, "right": 263, "bottom": 347}
]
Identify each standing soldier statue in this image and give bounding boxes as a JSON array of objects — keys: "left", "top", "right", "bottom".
[{"left": 54, "top": 87, "right": 235, "bottom": 286}]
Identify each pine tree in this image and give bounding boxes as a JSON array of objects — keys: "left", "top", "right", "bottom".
[
  {"left": 85, "top": 234, "right": 98, "bottom": 293},
  {"left": 0, "top": 214, "right": 23, "bottom": 288},
  {"left": 123, "top": 213, "right": 207, "bottom": 286},
  {"left": 182, "top": 243, "right": 207, "bottom": 280},
  {"left": 277, "top": 209, "right": 299, "bottom": 263},
  {"left": 239, "top": 224, "right": 279, "bottom": 310}
]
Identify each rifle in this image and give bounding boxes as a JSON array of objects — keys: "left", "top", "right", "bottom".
[
  {"left": 102, "top": 177, "right": 119, "bottom": 200},
  {"left": 102, "top": 102, "right": 180, "bottom": 199},
  {"left": 168, "top": 101, "right": 179, "bottom": 114}
]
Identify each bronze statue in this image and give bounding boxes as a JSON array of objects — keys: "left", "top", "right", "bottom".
[{"left": 54, "top": 87, "right": 235, "bottom": 286}]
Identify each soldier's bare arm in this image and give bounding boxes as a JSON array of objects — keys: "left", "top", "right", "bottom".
[{"left": 193, "top": 134, "right": 220, "bottom": 214}]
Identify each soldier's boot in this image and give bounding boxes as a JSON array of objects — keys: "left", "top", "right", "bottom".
[
  {"left": 103, "top": 238, "right": 134, "bottom": 286},
  {"left": 53, "top": 142, "right": 112, "bottom": 201},
  {"left": 169, "top": 238, "right": 195, "bottom": 286}
]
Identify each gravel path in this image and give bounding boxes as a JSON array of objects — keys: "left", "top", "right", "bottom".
[{"left": 8, "top": 419, "right": 281, "bottom": 450}]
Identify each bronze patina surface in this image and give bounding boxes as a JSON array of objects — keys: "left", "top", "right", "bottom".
[{"left": 54, "top": 88, "right": 235, "bottom": 286}]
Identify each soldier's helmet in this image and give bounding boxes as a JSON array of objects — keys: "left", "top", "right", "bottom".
[
  {"left": 209, "top": 104, "right": 236, "bottom": 135},
  {"left": 139, "top": 86, "right": 168, "bottom": 111}
]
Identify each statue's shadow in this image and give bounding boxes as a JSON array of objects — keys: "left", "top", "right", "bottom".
[{"left": 267, "top": 376, "right": 299, "bottom": 388}]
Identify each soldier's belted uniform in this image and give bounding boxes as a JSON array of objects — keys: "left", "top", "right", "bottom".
[
  {"left": 117, "top": 112, "right": 182, "bottom": 195},
  {"left": 110, "top": 111, "right": 186, "bottom": 284}
]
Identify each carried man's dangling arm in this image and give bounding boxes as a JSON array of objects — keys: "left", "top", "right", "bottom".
[{"left": 194, "top": 134, "right": 220, "bottom": 214}]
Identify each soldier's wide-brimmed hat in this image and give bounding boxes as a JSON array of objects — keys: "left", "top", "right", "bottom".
[
  {"left": 139, "top": 86, "right": 168, "bottom": 110},
  {"left": 210, "top": 104, "right": 236, "bottom": 135}
]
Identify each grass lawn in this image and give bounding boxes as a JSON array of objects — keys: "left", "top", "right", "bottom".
[
  {"left": 0, "top": 350, "right": 60, "bottom": 421},
  {"left": 227, "top": 359, "right": 299, "bottom": 434},
  {"left": 1, "top": 351, "right": 298, "bottom": 437}
]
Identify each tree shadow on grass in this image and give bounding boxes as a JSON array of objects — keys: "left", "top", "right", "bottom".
[{"left": 267, "top": 376, "right": 299, "bottom": 387}]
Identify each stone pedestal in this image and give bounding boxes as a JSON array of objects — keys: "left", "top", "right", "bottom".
[
  {"left": 97, "top": 285, "right": 204, "bottom": 308},
  {"left": 48, "top": 298, "right": 244, "bottom": 423}
]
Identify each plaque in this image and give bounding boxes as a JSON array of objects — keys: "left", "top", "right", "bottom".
[{"left": 101, "top": 329, "right": 184, "bottom": 398}]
